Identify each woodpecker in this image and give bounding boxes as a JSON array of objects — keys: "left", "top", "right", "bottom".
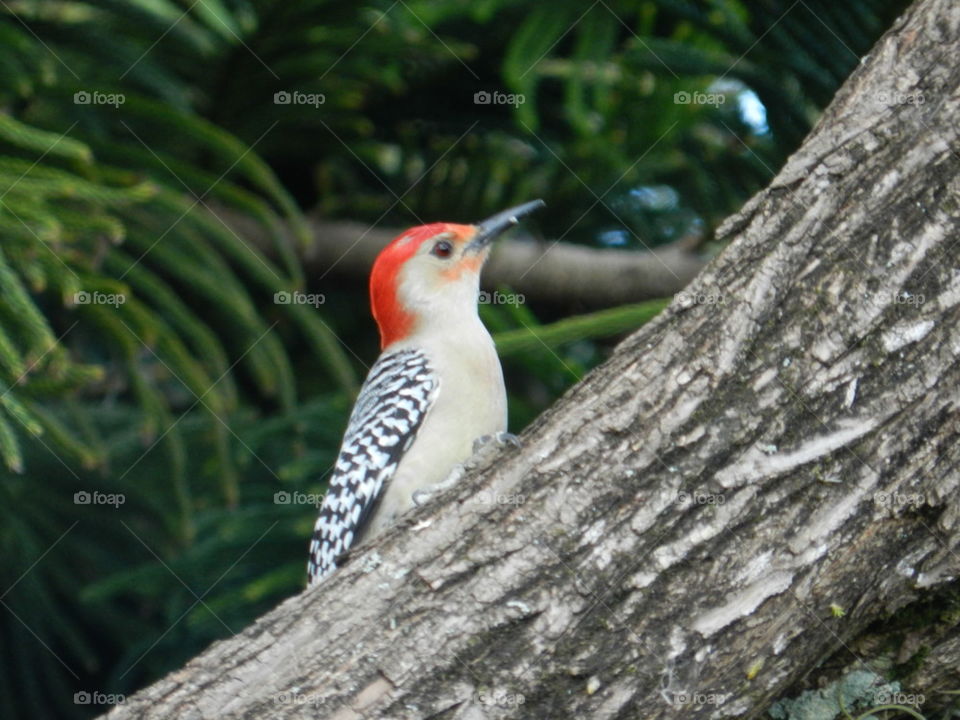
[{"left": 307, "top": 200, "right": 545, "bottom": 585}]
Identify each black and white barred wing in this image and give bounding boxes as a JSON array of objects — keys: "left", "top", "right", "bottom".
[{"left": 307, "top": 349, "right": 437, "bottom": 585}]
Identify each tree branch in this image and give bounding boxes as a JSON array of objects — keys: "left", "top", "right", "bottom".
[
  {"left": 104, "top": 1, "right": 960, "bottom": 717},
  {"left": 218, "top": 208, "right": 706, "bottom": 307},
  {"left": 304, "top": 218, "right": 705, "bottom": 307}
]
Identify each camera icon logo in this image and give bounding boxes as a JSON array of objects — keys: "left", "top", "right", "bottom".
[
  {"left": 274, "top": 91, "right": 292, "bottom": 104},
  {"left": 474, "top": 91, "right": 491, "bottom": 104},
  {"left": 74, "top": 91, "right": 91, "bottom": 104},
  {"left": 74, "top": 491, "right": 91, "bottom": 504}
]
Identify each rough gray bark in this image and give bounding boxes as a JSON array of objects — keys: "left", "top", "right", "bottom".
[{"left": 105, "top": 0, "right": 960, "bottom": 717}]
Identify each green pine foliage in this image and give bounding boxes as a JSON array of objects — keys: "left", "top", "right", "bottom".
[{"left": 0, "top": 0, "right": 909, "bottom": 718}]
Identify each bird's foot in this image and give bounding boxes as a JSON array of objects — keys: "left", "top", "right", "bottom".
[
  {"left": 412, "top": 434, "right": 521, "bottom": 507},
  {"left": 412, "top": 464, "right": 465, "bottom": 507},
  {"left": 465, "top": 432, "right": 521, "bottom": 471},
  {"left": 472, "top": 431, "right": 522, "bottom": 455}
]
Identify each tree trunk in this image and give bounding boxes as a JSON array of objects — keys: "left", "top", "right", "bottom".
[{"left": 104, "top": 0, "right": 960, "bottom": 717}]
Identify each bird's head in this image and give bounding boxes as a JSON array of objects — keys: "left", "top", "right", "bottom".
[{"left": 370, "top": 200, "right": 545, "bottom": 349}]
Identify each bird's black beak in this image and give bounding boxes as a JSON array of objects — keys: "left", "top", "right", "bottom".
[{"left": 468, "top": 199, "right": 545, "bottom": 251}]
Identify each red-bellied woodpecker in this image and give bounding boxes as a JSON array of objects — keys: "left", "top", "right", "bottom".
[{"left": 307, "top": 200, "right": 545, "bottom": 585}]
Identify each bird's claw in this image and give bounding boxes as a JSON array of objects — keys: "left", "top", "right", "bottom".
[
  {"left": 412, "top": 464, "right": 465, "bottom": 507},
  {"left": 412, "top": 434, "right": 520, "bottom": 507},
  {"left": 472, "top": 432, "right": 521, "bottom": 454}
]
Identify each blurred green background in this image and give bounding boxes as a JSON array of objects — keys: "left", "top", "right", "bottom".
[{"left": 0, "top": 1, "right": 910, "bottom": 717}]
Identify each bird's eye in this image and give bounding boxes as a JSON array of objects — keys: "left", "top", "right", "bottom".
[{"left": 431, "top": 240, "right": 453, "bottom": 258}]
